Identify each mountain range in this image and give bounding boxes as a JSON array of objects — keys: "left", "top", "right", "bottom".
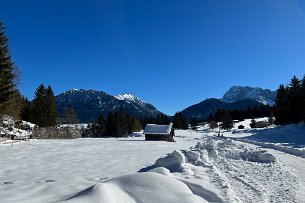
[
  {"left": 56, "top": 89, "right": 161, "bottom": 123},
  {"left": 180, "top": 86, "right": 276, "bottom": 120},
  {"left": 55, "top": 86, "right": 277, "bottom": 123},
  {"left": 180, "top": 98, "right": 262, "bottom": 121}
]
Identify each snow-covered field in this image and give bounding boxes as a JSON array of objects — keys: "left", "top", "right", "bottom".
[{"left": 1, "top": 125, "right": 305, "bottom": 202}]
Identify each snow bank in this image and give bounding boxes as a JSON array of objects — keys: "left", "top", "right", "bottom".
[
  {"left": 239, "top": 150, "right": 276, "bottom": 163},
  {"left": 246, "top": 124, "right": 305, "bottom": 146},
  {"left": 154, "top": 150, "right": 187, "bottom": 172},
  {"left": 66, "top": 173, "right": 207, "bottom": 203},
  {"left": 239, "top": 139, "right": 305, "bottom": 158},
  {"left": 232, "top": 124, "right": 305, "bottom": 158},
  {"left": 147, "top": 137, "right": 294, "bottom": 202},
  {"left": 155, "top": 138, "right": 276, "bottom": 171}
]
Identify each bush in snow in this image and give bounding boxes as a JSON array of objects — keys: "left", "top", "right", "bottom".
[
  {"left": 256, "top": 121, "right": 269, "bottom": 128},
  {"left": 222, "top": 110, "right": 233, "bottom": 130},
  {"left": 209, "top": 121, "right": 218, "bottom": 129},
  {"left": 33, "top": 126, "right": 81, "bottom": 139},
  {"left": 238, "top": 125, "right": 245, "bottom": 129},
  {"left": 250, "top": 119, "right": 257, "bottom": 128}
]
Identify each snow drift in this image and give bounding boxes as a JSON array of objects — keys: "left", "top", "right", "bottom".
[{"left": 66, "top": 172, "right": 207, "bottom": 203}]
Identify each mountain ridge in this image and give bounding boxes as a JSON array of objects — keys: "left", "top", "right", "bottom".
[
  {"left": 181, "top": 98, "right": 262, "bottom": 121},
  {"left": 222, "top": 86, "right": 277, "bottom": 105},
  {"left": 56, "top": 89, "right": 161, "bottom": 123}
]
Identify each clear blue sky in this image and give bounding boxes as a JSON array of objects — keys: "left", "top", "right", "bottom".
[{"left": 1, "top": 0, "right": 305, "bottom": 115}]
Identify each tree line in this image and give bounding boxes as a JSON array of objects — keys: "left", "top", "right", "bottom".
[
  {"left": 84, "top": 107, "right": 143, "bottom": 137},
  {"left": 273, "top": 75, "right": 305, "bottom": 125},
  {"left": 208, "top": 105, "right": 272, "bottom": 123},
  {"left": 140, "top": 113, "right": 170, "bottom": 126},
  {"left": 16, "top": 84, "right": 57, "bottom": 127},
  {"left": 139, "top": 112, "right": 188, "bottom": 130}
]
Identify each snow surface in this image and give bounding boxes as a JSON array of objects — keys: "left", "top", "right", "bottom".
[{"left": 1, "top": 126, "right": 305, "bottom": 202}]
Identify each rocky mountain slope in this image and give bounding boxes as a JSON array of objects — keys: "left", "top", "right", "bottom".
[
  {"left": 56, "top": 89, "right": 161, "bottom": 123},
  {"left": 222, "top": 86, "right": 277, "bottom": 105}
]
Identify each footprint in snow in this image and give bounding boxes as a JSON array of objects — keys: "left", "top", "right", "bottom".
[
  {"left": 2, "top": 181, "right": 13, "bottom": 185},
  {"left": 96, "top": 177, "right": 109, "bottom": 181},
  {"left": 36, "top": 179, "right": 56, "bottom": 183}
]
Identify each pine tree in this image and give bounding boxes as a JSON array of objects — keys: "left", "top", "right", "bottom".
[
  {"left": 268, "top": 114, "right": 274, "bottom": 126},
  {"left": 32, "top": 84, "right": 57, "bottom": 127},
  {"left": 32, "top": 84, "right": 47, "bottom": 126},
  {"left": 116, "top": 107, "right": 128, "bottom": 136},
  {"left": 173, "top": 112, "right": 188, "bottom": 129},
  {"left": 287, "top": 76, "right": 302, "bottom": 123},
  {"left": 160, "top": 114, "right": 170, "bottom": 124},
  {"left": 106, "top": 111, "right": 115, "bottom": 135},
  {"left": 222, "top": 110, "right": 233, "bottom": 130},
  {"left": 64, "top": 107, "right": 78, "bottom": 124},
  {"left": 301, "top": 75, "right": 305, "bottom": 122},
  {"left": 190, "top": 117, "right": 198, "bottom": 128},
  {"left": 20, "top": 96, "right": 32, "bottom": 122},
  {"left": 274, "top": 84, "right": 289, "bottom": 125},
  {"left": 0, "top": 20, "right": 18, "bottom": 116},
  {"left": 250, "top": 119, "right": 256, "bottom": 128},
  {"left": 46, "top": 85, "right": 57, "bottom": 126}
]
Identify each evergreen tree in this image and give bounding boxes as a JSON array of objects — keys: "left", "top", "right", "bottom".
[
  {"left": 95, "top": 114, "right": 106, "bottom": 136},
  {"left": 20, "top": 96, "right": 32, "bottom": 122},
  {"left": 106, "top": 111, "right": 115, "bottom": 135},
  {"left": 190, "top": 117, "right": 198, "bottom": 128},
  {"left": 173, "top": 112, "right": 188, "bottom": 129},
  {"left": 64, "top": 107, "right": 78, "bottom": 124},
  {"left": 301, "top": 75, "right": 305, "bottom": 122},
  {"left": 287, "top": 76, "right": 302, "bottom": 123},
  {"left": 116, "top": 107, "right": 128, "bottom": 136},
  {"left": 32, "top": 84, "right": 57, "bottom": 127},
  {"left": 250, "top": 119, "right": 256, "bottom": 128},
  {"left": 274, "top": 84, "right": 289, "bottom": 125},
  {"left": 105, "top": 107, "right": 142, "bottom": 137},
  {"left": 32, "top": 84, "right": 47, "bottom": 126},
  {"left": 98, "top": 114, "right": 106, "bottom": 127},
  {"left": 222, "top": 110, "right": 233, "bottom": 130},
  {"left": 0, "top": 20, "right": 18, "bottom": 116},
  {"left": 160, "top": 113, "right": 170, "bottom": 124},
  {"left": 155, "top": 114, "right": 161, "bottom": 124},
  {"left": 46, "top": 85, "right": 57, "bottom": 126},
  {"left": 268, "top": 113, "right": 275, "bottom": 126}
]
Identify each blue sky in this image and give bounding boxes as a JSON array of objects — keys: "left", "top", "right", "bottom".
[{"left": 1, "top": 0, "right": 305, "bottom": 115}]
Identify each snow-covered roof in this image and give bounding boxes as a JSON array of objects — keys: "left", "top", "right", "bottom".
[{"left": 144, "top": 124, "right": 172, "bottom": 135}]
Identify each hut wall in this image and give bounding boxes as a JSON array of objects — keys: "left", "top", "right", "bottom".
[{"left": 145, "top": 134, "right": 168, "bottom": 141}]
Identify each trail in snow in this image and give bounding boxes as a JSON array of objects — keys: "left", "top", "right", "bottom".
[
  {"left": 244, "top": 145, "right": 305, "bottom": 202},
  {"left": 153, "top": 137, "right": 299, "bottom": 203}
]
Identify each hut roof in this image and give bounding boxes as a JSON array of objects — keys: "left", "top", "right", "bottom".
[{"left": 144, "top": 124, "right": 172, "bottom": 135}]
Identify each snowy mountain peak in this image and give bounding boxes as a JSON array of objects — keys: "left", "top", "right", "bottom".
[
  {"left": 222, "top": 86, "right": 277, "bottom": 105},
  {"left": 115, "top": 93, "right": 143, "bottom": 102}
]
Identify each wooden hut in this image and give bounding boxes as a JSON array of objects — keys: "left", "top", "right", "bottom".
[{"left": 144, "top": 124, "right": 175, "bottom": 142}]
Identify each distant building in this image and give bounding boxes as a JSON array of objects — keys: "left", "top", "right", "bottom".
[{"left": 143, "top": 124, "right": 175, "bottom": 142}]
